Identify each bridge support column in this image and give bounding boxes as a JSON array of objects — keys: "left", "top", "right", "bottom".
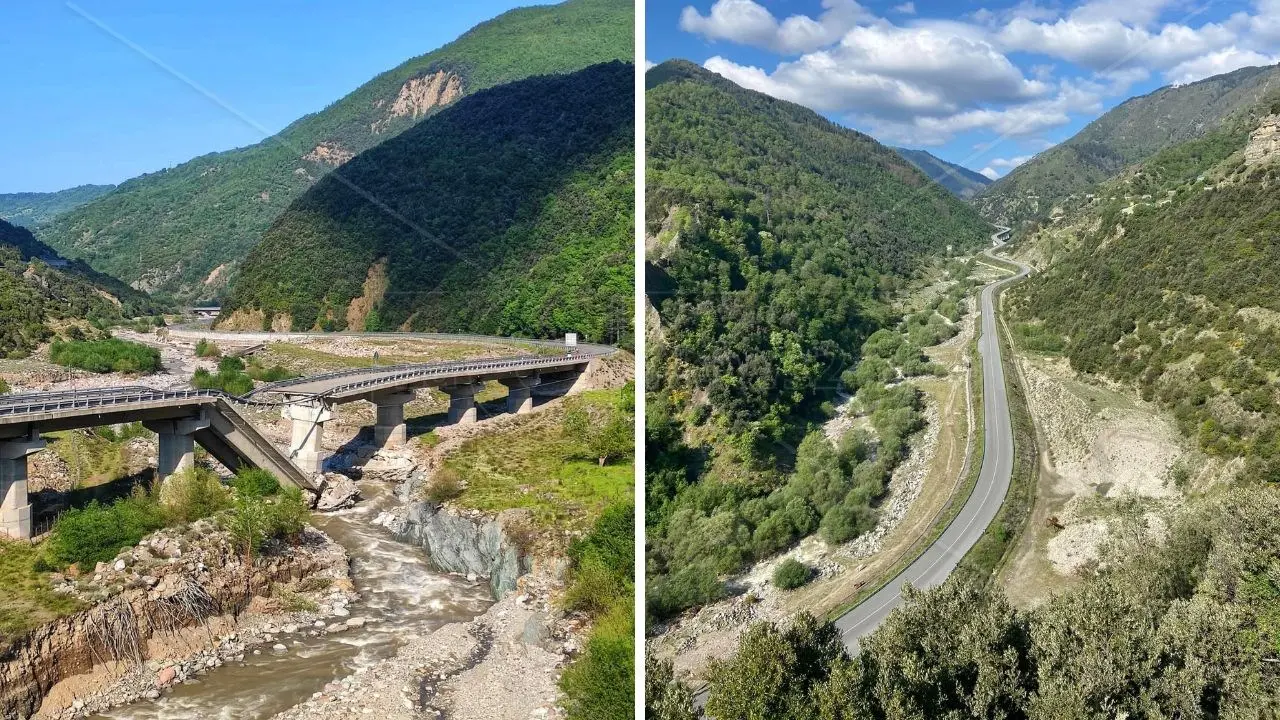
[
  {"left": 499, "top": 376, "right": 540, "bottom": 415},
  {"left": 371, "top": 390, "right": 415, "bottom": 448},
  {"left": 1, "top": 432, "right": 45, "bottom": 540},
  {"left": 443, "top": 382, "right": 484, "bottom": 425},
  {"left": 144, "top": 416, "right": 211, "bottom": 481},
  {"left": 283, "top": 402, "right": 333, "bottom": 474},
  {"left": 532, "top": 367, "right": 587, "bottom": 398}
]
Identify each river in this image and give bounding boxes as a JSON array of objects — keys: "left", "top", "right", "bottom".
[{"left": 91, "top": 481, "right": 493, "bottom": 720}]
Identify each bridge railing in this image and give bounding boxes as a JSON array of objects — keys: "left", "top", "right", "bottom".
[
  {"left": 0, "top": 388, "right": 222, "bottom": 418},
  {"left": 250, "top": 351, "right": 601, "bottom": 399}
]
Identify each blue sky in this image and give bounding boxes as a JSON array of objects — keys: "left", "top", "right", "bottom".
[
  {"left": 647, "top": 0, "right": 1279, "bottom": 178},
  {"left": 0, "top": 0, "right": 552, "bottom": 194}
]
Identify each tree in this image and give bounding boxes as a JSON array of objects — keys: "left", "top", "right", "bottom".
[
  {"left": 645, "top": 655, "right": 698, "bottom": 720},
  {"left": 706, "top": 613, "right": 846, "bottom": 720}
]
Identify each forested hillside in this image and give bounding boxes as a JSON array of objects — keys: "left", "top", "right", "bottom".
[
  {"left": 893, "top": 147, "right": 991, "bottom": 198},
  {"left": 644, "top": 60, "right": 989, "bottom": 617},
  {"left": 650, "top": 485, "right": 1280, "bottom": 718},
  {"left": 0, "top": 185, "right": 114, "bottom": 228},
  {"left": 976, "top": 62, "right": 1280, "bottom": 232},
  {"left": 35, "top": 0, "right": 631, "bottom": 302},
  {"left": 0, "top": 218, "right": 157, "bottom": 357},
  {"left": 221, "top": 62, "right": 633, "bottom": 343},
  {"left": 1008, "top": 96, "right": 1280, "bottom": 482}
]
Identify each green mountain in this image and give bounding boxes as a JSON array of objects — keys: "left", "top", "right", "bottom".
[
  {"left": 644, "top": 60, "right": 990, "bottom": 618},
  {"left": 220, "top": 61, "right": 634, "bottom": 344},
  {"left": 1008, "top": 93, "right": 1280, "bottom": 481},
  {"left": 0, "top": 185, "right": 115, "bottom": 228},
  {"left": 0, "top": 218, "right": 157, "bottom": 358},
  {"left": 977, "top": 62, "right": 1280, "bottom": 232},
  {"left": 35, "top": 0, "right": 632, "bottom": 302},
  {"left": 893, "top": 147, "right": 991, "bottom": 198}
]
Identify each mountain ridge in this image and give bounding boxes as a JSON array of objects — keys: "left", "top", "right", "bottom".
[
  {"left": 976, "top": 62, "right": 1280, "bottom": 232},
  {"left": 35, "top": 0, "right": 632, "bottom": 302},
  {"left": 892, "top": 147, "right": 991, "bottom": 198},
  {"left": 0, "top": 185, "right": 115, "bottom": 228},
  {"left": 220, "top": 61, "right": 635, "bottom": 344}
]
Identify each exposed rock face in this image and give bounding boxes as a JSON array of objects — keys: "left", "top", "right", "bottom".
[
  {"left": 371, "top": 71, "right": 462, "bottom": 133},
  {"left": 374, "top": 504, "right": 531, "bottom": 598},
  {"left": 0, "top": 525, "right": 347, "bottom": 720},
  {"left": 1244, "top": 114, "right": 1280, "bottom": 167},
  {"left": 344, "top": 258, "right": 389, "bottom": 331},
  {"left": 302, "top": 142, "right": 355, "bottom": 168}
]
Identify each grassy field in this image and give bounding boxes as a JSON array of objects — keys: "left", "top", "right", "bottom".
[
  {"left": 0, "top": 540, "right": 83, "bottom": 643},
  {"left": 441, "top": 389, "right": 633, "bottom": 532}
]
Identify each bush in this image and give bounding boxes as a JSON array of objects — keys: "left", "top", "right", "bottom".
[
  {"left": 558, "top": 601, "right": 634, "bottom": 720},
  {"left": 223, "top": 485, "right": 310, "bottom": 562},
  {"left": 424, "top": 468, "right": 465, "bottom": 504},
  {"left": 47, "top": 488, "right": 168, "bottom": 570},
  {"left": 0, "top": 378, "right": 8, "bottom": 394},
  {"left": 193, "top": 339, "right": 221, "bottom": 358},
  {"left": 266, "top": 486, "right": 309, "bottom": 541},
  {"left": 191, "top": 366, "right": 254, "bottom": 396},
  {"left": 49, "top": 338, "right": 161, "bottom": 374},
  {"left": 773, "top": 558, "right": 811, "bottom": 590},
  {"left": 232, "top": 468, "right": 281, "bottom": 498},
  {"left": 162, "top": 467, "right": 231, "bottom": 523}
]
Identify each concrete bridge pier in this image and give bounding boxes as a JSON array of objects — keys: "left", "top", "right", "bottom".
[
  {"left": 371, "top": 390, "right": 415, "bottom": 448},
  {"left": 1, "top": 431, "right": 46, "bottom": 540},
  {"left": 144, "top": 415, "right": 211, "bottom": 481},
  {"left": 283, "top": 402, "right": 333, "bottom": 474},
  {"left": 532, "top": 367, "right": 587, "bottom": 398},
  {"left": 500, "top": 376, "right": 540, "bottom": 414},
  {"left": 443, "top": 382, "right": 485, "bottom": 425}
]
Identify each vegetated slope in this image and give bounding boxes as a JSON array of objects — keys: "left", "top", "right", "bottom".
[
  {"left": 1008, "top": 96, "right": 1280, "bottom": 482},
  {"left": 893, "top": 147, "right": 991, "bottom": 198},
  {"left": 0, "top": 185, "right": 115, "bottom": 228},
  {"left": 0, "top": 218, "right": 157, "bottom": 357},
  {"left": 221, "top": 62, "right": 633, "bottom": 344},
  {"left": 35, "top": 0, "right": 631, "bottom": 302},
  {"left": 644, "top": 59, "right": 990, "bottom": 617},
  {"left": 651, "top": 484, "right": 1280, "bottom": 719},
  {"left": 976, "top": 62, "right": 1280, "bottom": 232}
]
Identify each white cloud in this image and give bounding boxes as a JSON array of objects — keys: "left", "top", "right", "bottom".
[
  {"left": 677, "top": 0, "right": 1280, "bottom": 149},
  {"left": 979, "top": 154, "right": 1032, "bottom": 179},
  {"left": 679, "top": 0, "right": 870, "bottom": 55},
  {"left": 996, "top": 17, "right": 1238, "bottom": 73},
  {"left": 1165, "top": 47, "right": 1280, "bottom": 85}
]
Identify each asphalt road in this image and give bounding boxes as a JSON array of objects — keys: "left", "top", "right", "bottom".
[{"left": 833, "top": 226, "right": 1030, "bottom": 649}]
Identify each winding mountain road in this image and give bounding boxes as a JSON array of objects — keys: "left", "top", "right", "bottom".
[{"left": 833, "top": 225, "right": 1029, "bottom": 649}]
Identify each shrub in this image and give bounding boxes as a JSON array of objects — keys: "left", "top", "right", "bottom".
[
  {"left": 232, "top": 468, "right": 281, "bottom": 498},
  {"left": 0, "top": 378, "right": 8, "bottom": 394},
  {"left": 49, "top": 338, "right": 161, "bottom": 374},
  {"left": 558, "top": 600, "right": 634, "bottom": 720},
  {"left": 266, "top": 486, "right": 309, "bottom": 542},
  {"left": 191, "top": 366, "right": 254, "bottom": 396},
  {"left": 162, "top": 467, "right": 231, "bottom": 523},
  {"left": 424, "top": 468, "right": 465, "bottom": 504},
  {"left": 773, "top": 558, "right": 811, "bottom": 590},
  {"left": 217, "top": 355, "right": 244, "bottom": 373},
  {"left": 193, "top": 339, "right": 221, "bottom": 358},
  {"left": 224, "top": 485, "right": 310, "bottom": 562},
  {"left": 47, "top": 488, "right": 168, "bottom": 570}
]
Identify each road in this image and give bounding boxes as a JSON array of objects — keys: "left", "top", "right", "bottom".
[{"left": 833, "top": 226, "right": 1029, "bottom": 649}]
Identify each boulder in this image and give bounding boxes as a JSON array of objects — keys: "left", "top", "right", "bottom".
[{"left": 316, "top": 474, "right": 361, "bottom": 512}]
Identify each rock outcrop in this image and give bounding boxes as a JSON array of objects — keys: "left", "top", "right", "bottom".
[
  {"left": 374, "top": 503, "right": 531, "bottom": 598},
  {"left": 1244, "top": 113, "right": 1280, "bottom": 167}
]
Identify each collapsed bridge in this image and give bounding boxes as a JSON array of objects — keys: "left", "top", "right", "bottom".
[{"left": 0, "top": 344, "right": 610, "bottom": 540}]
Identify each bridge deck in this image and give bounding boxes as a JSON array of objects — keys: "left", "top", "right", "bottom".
[{"left": 253, "top": 351, "right": 603, "bottom": 401}]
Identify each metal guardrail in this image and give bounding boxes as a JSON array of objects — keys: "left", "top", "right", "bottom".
[
  {"left": 248, "top": 350, "right": 602, "bottom": 399},
  {"left": 0, "top": 388, "right": 223, "bottom": 418}
]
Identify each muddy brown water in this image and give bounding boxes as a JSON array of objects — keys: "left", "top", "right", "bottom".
[{"left": 90, "top": 481, "right": 492, "bottom": 720}]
